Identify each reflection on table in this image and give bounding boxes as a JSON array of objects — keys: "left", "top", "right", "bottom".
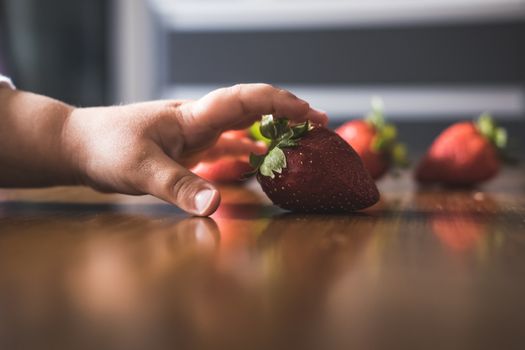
[{"left": 0, "top": 168, "right": 524, "bottom": 349}]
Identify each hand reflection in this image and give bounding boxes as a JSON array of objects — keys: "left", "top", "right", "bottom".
[{"left": 64, "top": 216, "right": 220, "bottom": 324}]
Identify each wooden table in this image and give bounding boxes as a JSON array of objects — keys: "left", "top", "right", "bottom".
[{"left": 1, "top": 168, "right": 525, "bottom": 350}]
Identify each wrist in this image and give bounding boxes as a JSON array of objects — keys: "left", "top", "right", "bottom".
[{"left": 59, "top": 106, "right": 87, "bottom": 186}]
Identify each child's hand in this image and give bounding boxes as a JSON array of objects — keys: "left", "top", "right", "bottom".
[{"left": 63, "top": 84, "right": 328, "bottom": 216}]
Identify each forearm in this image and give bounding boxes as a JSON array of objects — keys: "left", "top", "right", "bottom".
[{"left": 0, "top": 87, "right": 78, "bottom": 187}]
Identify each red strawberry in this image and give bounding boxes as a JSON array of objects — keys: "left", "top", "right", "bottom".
[
  {"left": 250, "top": 116, "right": 379, "bottom": 213},
  {"left": 415, "top": 114, "right": 506, "bottom": 186},
  {"left": 224, "top": 129, "right": 249, "bottom": 139},
  {"left": 191, "top": 130, "right": 255, "bottom": 183},
  {"left": 336, "top": 120, "right": 388, "bottom": 179},
  {"left": 192, "top": 158, "right": 252, "bottom": 183},
  {"left": 336, "top": 99, "right": 408, "bottom": 179}
]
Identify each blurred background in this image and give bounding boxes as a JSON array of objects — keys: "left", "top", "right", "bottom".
[{"left": 0, "top": 0, "right": 524, "bottom": 152}]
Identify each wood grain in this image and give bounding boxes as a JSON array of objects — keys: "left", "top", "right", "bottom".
[{"left": 0, "top": 167, "right": 524, "bottom": 350}]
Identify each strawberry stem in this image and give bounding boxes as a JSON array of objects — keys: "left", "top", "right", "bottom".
[
  {"left": 475, "top": 113, "right": 507, "bottom": 150},
  {"left": 474, "top": 113, "right": 517, "bottom": 165},
  {"left": 365, "top": 98, "right": 409, "bottom": 168},
  {"left": 247, "top": 115, "right": 311, "bottom": 178}
]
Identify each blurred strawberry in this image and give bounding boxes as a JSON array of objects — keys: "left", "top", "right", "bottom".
[
  {"left": 225, "top": 129, "right": 249, "bottom": 139},
  {"left": 191, "top": 130, "right": 264, "bottom": 184},
  {"left": 336, "top": 98, "right": 408, "bottom": 179},
  {"left": 192, "top": 158, "right": 253, "bottom": 183},
  {"left": 415, "top": 113, "right": 507, "bottom": 186}
]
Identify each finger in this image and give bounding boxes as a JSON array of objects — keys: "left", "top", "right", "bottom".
[
  {"left": 301, "top": 107, "right": 329, "bottom": 127},
  {"left": 181, "top": 83, "right": 328, "bottom": 133},
  {"left": 134, "top": 147, "right": 221, "bottom": 216},
  {"left": 201, "top": 136, "right": 267, "bottom": 162}
]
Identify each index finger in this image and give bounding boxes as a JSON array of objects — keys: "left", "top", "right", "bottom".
[{"left": 181, "top": 84, "right": 328, "bottom": 133}]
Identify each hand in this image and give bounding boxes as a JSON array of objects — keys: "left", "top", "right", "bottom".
[{"left": 63, "top": 84, "right": 328, "bottom": 216}]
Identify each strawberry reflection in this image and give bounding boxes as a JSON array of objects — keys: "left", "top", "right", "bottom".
[
  {"left": 432, "top": 214, "right": 487, "bottom": 253},
  {"left": 149, "top": 212, "right": 376, "bottom": 349},
  {"left": 0, "top": 197, "right": 388, "bottom": 349},
  {"left": 415, "top": 190, "right": 499, "bottom": 253},
  {"left": 253, "top": 213, "right": 375, "bottom": 348},
  {"left": 211, "top": 184, "right": 273, "bottom": 251}
]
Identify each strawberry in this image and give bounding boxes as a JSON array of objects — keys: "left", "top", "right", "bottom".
[
  {"left": 191, "top": 130, "right": 254, "bottom": 183},
  {"left": 224, "top": 129, "right": 249, "bottom": 139},
  {"left": 192, "top": 158, "right": 252, "bottom": 183},
  {"left": 249, "top": 115, "right": 379, "bottom": 213},
  {"left": 415, "top": 114, "right": 507, "bottom": 186},
  {"left": 336, "top": 98, "right": 408, "bottom": 179}
]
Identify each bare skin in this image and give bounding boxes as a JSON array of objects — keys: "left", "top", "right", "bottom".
[{"left": 0, "top": 83, "right": 328, "bottom": 216}]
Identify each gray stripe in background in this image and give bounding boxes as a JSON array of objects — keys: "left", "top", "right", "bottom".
[
  {"left": 166, "top": 21, "right": 525, "bottom": 84},
  {"left": 156, "top": 11, "right": 525, "bottom": 152}
]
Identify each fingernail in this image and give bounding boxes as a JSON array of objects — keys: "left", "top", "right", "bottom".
[
  {"left": 195, "top": 188, "right": 214, "bottom": 215},
  {"left": 311, "top": 106, "right": 327, "bottom": 115}
]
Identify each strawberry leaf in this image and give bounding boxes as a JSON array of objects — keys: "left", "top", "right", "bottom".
[
  {"left": 365, "top": 97, "right": 385, "bottom": 129},
  {"left": 260, "top": 114, "right": 295, "bottom": 141},
  {"left": 260, "top": 147, "right": 286, "bottom": 178},
  {"left": 252, "top": 116, "right": 312, "bottom": 178},
  {"left": 278, "top": 139, "right": 298, "bottom": 148},
  {"left": 249, "top": 153, "right": 265, "bottom": 169},
  {"left": 476, "top": 113, "right": 496, "bottom": 140},
  {"left": 274, "top": 118, "right": 291, "bottom": 137},
  {"left": 494, "top": 127, "right": 507, "bottom": 149},
  {"left": 363, "top": 97, "right": 410, "bottom": 172},
  {"left": 391, "top": 143, "right": 410, "bottom": 168},
  {"left": 382, "top": 124, "right": 397, "bottom": 143},
  {"left": 291, "top": 121, "right": 310, "bottom": 139},
  {"left": 260, "top": 115, "right": 278, "bottom": 139},
  {"left": 475, "top": 113, "right": 510, "bottom": 151}
]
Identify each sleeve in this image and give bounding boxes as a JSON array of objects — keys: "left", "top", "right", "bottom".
[{"left": 0, "top": 73, "right": 15, "bottom": 89}]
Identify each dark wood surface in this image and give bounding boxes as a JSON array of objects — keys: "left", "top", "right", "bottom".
[{"left": 1, "top": 168, "right": 525, "bottom": 350}]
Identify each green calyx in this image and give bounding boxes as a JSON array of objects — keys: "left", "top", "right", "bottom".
[
  {"left": 248, "top": 115, "right": 311, "bottom": 178},
  {"left": 475, "top": 113, "right": 507, "bottom": 150},
  {"left": 249, "top": 121, "right": 271, "bottom": 145},
  {"left": 365, "top": 97, "right": 409, "bottom": 168},
  {"left": 475, "top": 113, "right": 517, "bottom": 164}
]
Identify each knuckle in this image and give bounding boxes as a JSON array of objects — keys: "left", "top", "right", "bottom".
[
  {"left": 273, "top": 86, "right": 298, "bottom": 101},
  {"left": 227, "top": 84, "right": 249, "bottom": 115},
  {"left": 228, "top": 84, "right": 244, "bottom": 96},
  {"left": 256, "top": 83, "right": 274, "bottom": 93},
  {"left": 129, "top": 154, "right": 156, "bottom": 191},
  {"left": 171, "top": 172, "right": 198, "bottom": 201}
]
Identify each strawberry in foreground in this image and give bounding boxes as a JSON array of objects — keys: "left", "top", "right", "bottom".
[
  {"left": 336, "top": 98, "right": 408, "bottom": 179},
  {"left": 415, "top": 113, "right": 507, "bottom": 186},
  {"left": 249, "top": 115, "right": 380, "bottom": 213}
]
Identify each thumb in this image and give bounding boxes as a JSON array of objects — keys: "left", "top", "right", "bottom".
[{"left": 136, "top": 149, "right": 221, "bottom": 216}]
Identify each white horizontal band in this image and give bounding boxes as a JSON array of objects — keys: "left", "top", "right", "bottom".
[
  {"left": 162, "top": 84, "right": 525, "bottom": 120},
  {"left": 150, "top": 0, "right": 525, "bottom": 31}
]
